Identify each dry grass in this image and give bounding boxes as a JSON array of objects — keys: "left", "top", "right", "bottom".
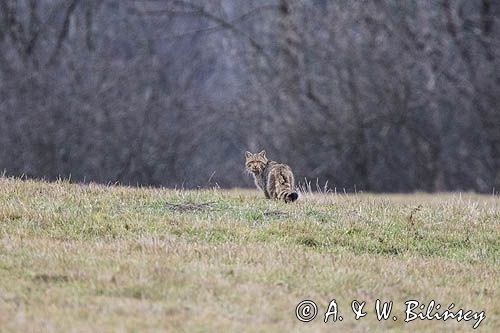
[{"left": 0, "top": 177, "right": 498, "bottom": 332}]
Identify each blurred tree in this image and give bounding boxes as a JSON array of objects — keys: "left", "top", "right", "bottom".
[{"left": 0, "top": 0, "right": 498, "bottom": 192}]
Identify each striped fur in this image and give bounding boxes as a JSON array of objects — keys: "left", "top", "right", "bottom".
[{"left": 245, "top": 150, "right": 298, "bottom": 203}]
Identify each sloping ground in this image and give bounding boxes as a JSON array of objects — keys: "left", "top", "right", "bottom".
[{"left": 0, "top": 178, "right": 498, "bottom": 332}]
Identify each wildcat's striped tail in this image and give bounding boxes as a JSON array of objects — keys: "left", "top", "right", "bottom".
[
  {"left": 278, "top": 190, "right": 298, "bottom": 203},
  {"left": 276, "top": 169, "right": 298, "bottom": 203}
]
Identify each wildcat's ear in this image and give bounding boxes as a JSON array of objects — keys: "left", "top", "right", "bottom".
[
  {"left": 258, "top": 150, "right": 266, "bottom": 158},
  {"left": 245, "top": 151, "right": 252, "bottom": 158}
]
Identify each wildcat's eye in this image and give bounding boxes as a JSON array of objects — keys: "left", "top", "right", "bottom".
[{"left": 247, "top": 162, "right": 259, "bottom": 170}]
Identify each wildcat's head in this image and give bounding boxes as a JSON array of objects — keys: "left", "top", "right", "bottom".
[{"left": 245, "top": 150, "right": 268, "bottom": 174}]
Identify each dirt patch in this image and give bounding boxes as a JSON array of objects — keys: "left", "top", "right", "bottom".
[
  {"left": 262, "top": 210, "right": 289, "bottom": 218},
  {"left": 165, "top": 201, "right": 217, "bottom": 213},
  {"left": 32, "top": 274, "right": 71, "bottom": 283}
]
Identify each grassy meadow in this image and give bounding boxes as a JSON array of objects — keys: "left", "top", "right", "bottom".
[{"left": 0, "top": 177, "right": 498, "bottom": 332}]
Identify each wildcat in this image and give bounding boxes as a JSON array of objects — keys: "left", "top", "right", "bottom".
[{"left": 245, "top": 150, "right": 298, "bottom": 203}]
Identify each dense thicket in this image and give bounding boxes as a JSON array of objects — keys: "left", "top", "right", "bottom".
[{"left": 1, "top": 0, "right": 499, "bottom": 192}]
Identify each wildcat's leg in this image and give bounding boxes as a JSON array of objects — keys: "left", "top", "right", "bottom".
[{"left": 266, "top": 171, "right": 277, "bottom": 199}]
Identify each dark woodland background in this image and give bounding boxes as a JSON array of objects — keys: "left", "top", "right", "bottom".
[{"left": 1, "top": 0, "right": 499, "bottom": 192}]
